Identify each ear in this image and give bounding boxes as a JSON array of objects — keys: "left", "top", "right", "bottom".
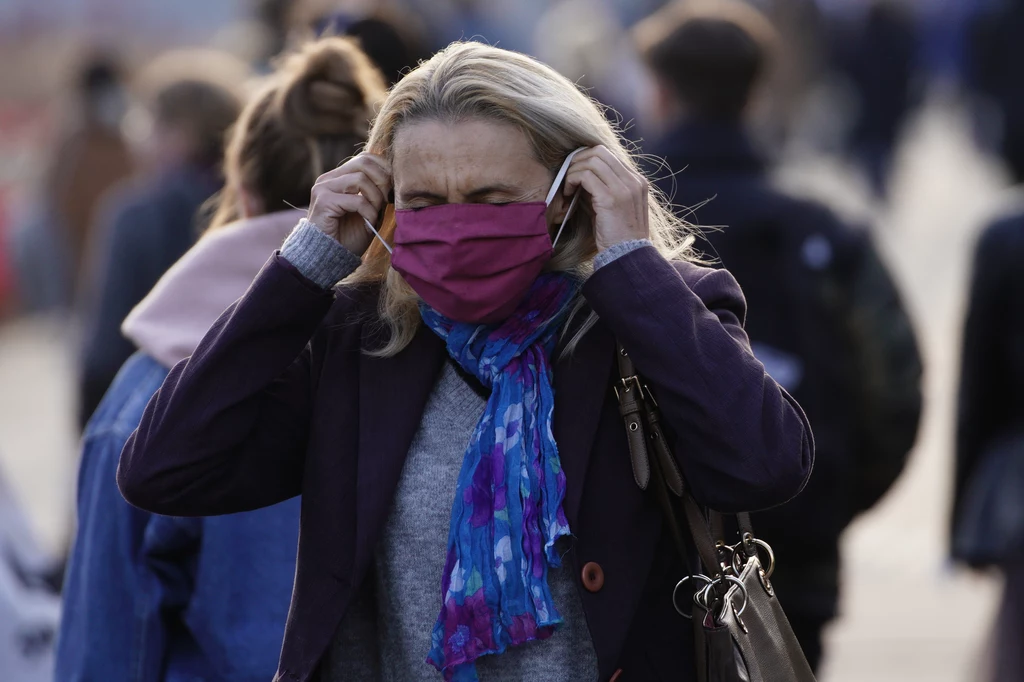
[
  {"left": 545, "top": 191, "right": 571, "bottom": 231},
  {"left": 239, "top": 187, "right": 264, "bottom": 219}
]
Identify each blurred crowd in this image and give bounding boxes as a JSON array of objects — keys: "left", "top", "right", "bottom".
[{"left": 0, "top": 0, "right": 1022, "bottom": 681}]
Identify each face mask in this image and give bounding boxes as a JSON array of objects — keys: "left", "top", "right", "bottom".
[{"left": 373, "top": 148, "right": 584, "bottom": 324}]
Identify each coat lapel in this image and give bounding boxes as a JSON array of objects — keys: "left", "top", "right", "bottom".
[
  {"left": 554, "top": 318, "right": 616, "bottom": 527},
  {"left": 354, "top": 325, "right": 446, "bottom": 571}
]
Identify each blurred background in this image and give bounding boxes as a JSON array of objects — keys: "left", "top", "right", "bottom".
[{"left": 0, "top": 0, "right": 1022, "bottom": 680}]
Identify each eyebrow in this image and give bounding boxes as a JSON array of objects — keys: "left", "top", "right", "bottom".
[{"left": 399, "top": 183, "right": 529, "bottom": 203}]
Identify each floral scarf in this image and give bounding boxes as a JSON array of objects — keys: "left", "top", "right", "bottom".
[{"left": 421, "top": 273, "right": 577, "bottom": 681}]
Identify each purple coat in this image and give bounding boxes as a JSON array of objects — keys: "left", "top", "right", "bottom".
[{"left": 118, "top": 245, "right": 813, "bottom": 682}]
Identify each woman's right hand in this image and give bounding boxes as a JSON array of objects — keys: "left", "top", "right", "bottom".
[{"left": 307, "top": 153, "right": 392, "bottom": 256}]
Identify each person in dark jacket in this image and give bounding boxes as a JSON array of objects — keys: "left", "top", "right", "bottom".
[
  {"left": 77, "top": 49, "right": 247, "bottom": 428},
  {"left": 837, "top": 0, "right": 920, "bottom": 198},
  {"left": 117, "top": 41, "right": 813, "bottom": 682},
  {"left": 635, "top": 1, "right": 923, "bottom": 671},
  {"left": 951, "top": 207, "right": 1024, "bottom": 682},
  {"left": 57, "top": 38, "right": 387, "bottom": 682}
]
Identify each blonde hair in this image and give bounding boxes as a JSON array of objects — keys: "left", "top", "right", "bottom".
[
  {"left": 210, "top": 37, "right": 387, "bottom": 230},
  {"left": 348, "top": 41, "right": 695, "bottom": 356}
]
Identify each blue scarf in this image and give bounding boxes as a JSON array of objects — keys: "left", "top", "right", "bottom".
[{"left": 421, "top": 273, "right": 577, "bottom": 681}]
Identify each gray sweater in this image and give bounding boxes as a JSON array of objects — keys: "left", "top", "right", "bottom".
[{"left": 280, "top": 220, "right": 648, "bottom": 680}]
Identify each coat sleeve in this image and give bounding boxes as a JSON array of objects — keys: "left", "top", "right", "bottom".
[
  {"left": 582, "top": 245, "right": 814, "bottom": 512},
  {"left": 117, "top": 254, "right": 340, "bottom": 516}
]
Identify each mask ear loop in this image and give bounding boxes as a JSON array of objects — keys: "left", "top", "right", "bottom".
[
  {"left": 547, "top": 147, "right": 588, "bottom": 249},
  {"left": 363, "top": 217, "right": 392, "bottom": 254}
]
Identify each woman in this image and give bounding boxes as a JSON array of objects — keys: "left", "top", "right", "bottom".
[
  {"left": 119, "top": 42, "right": 813, "bottom": 682},
  {"left": 58, "top": 38, "right": 386, "bottom": 682},
  {"left": 77, "top": 48, "right": 248, "bottom": 427}
]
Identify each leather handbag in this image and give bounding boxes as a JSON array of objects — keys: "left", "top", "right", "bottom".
[{"left": 614, "top": 344, "right": 816, "bottom": 682}]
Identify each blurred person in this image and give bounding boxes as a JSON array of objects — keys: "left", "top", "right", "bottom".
[
  {"left": 635, "top": 1, "right": 923, "bottom": 670},
  {"left": 50, "top": 53, "right": 136, "bottom": 290},
  {"left": 254, "top": 0, "right": 299, "bottom": 69},
  {"left": 966, "top": 0, "right": 1024, "bottom": 183},
  {"left": 11, "top": 52, "right": 135, "bottom": 313},
  {"left": 835, "top": 0, "right": 921, "bottom": 198},
  {"left": 532, "top": 0, "right": 652, "bottom": 141},
  {"left": 117, "top": 41, "right": 814, "bottom": 682},
  {"left": 0, "top": 465, "right": 60, "bottom": 682},
  {"left": 0, "top": 215, "right": 15, "bottom": 320},
  {"left": 56, "top": 37, "right": 386, "bottom": 682},
  {"left": 76, "top": 49, "right": 247, "bottom": 429},
  {"left": 304, "top": 9, "right": 428, "bottom": 86},
  {"left": 748, "top": 0, "right": 829, "bottom": 147},
  {"left": 951, "top": 203, "right": 1024, "bottom": 682},
  {"left": 336, "top": 15, "right": 426, "bottom": 86}
]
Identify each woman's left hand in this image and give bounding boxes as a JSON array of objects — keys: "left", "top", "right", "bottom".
[{"left": 564, "top": 145, "right": 650, "bottom": 252}]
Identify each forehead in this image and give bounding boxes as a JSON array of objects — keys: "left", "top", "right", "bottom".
[{"left": 391, "top": 118, "right": 550, "bottom": 194}]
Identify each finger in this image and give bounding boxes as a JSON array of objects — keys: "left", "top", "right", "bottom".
[
  {"left": 316, "top": 172, "right": 386, "bottom": 212},
  {"left": 313, "top": 193, "right": 381, "bottom": 227},
  {"left": 568, "top": 155, "right": 633, "bottom": 199},
  {"left": 317, "top": 153, "right": 392, "bottom": 190},
  {"left": 572, "top": 146, "right": 646, "bottom": 195},
  {"left": 564, "top": 167, "right": 611, "bottom": 200}
]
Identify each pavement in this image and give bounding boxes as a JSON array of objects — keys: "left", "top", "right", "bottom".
[{"left": 0, "top": 101, "right": 1010, "bottom": 681}]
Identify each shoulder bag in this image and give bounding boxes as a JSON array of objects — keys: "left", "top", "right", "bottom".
[{"left": 615, "top": 344, "right": 816, "bottom": 682}]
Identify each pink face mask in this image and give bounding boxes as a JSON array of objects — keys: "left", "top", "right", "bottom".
[{"left": 366, "top": 148, "right": 584, "bottom": 324}]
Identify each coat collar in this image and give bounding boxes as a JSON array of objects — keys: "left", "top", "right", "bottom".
[
  {"left": 352, "top": 309, "right": 616, "bottom": 568},
  {"left": 553, "top": 316, "right": 616, "bottom": 526}
]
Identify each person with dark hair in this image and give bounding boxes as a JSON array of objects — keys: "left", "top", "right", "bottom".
[
  {"left": 304, "top": 9, "right": 427, "bottom": 87},
  {"left": 56, "top": 37, "right": 387, "bottom": 682},
  {"left": 636, "top": 0, "right": 923, "bottom": 670},
  {"left": 638, "top": 1, "right": 772, "bottom": 126},
  {"left": 76, "top": 50, "right": 247, "bottom": 428},
  {"left": 52, "top": 53, "right": 136, "bottom": 288}
]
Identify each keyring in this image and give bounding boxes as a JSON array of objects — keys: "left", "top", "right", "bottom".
[
  {"left": 697, "top": 575, "right": 749, "bottom": 617},
  {"left": 747, "top": 538, "right": 776, "bottom": 578},
  {"left": 733, "top": 537, "right": 776, "bottom": 579},
  {"left": 672, "top": 575, "right": 712, "bottom": 618}
]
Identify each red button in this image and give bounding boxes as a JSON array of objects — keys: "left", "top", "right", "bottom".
[
  {"left": 582, "top": 561, "right": 605, "bottom": 592},
  {"left": 610, "top": 669, "right": 624, "bottom": 682}
]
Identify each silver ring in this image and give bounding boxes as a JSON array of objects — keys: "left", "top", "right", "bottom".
[
  {"left": 752, "top": 538, "right": 775, "bottom": 578},
  {"left": 672, "top": 575, "right": 712, "bottom": 618},
  {"left": 732, "top": 538, "right": 776, "bottom": 579},
  {"left": 698, "top": 575, "right": 749, "bottom": 617}
]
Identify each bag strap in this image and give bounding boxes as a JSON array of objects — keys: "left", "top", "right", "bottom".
[
  {"left": 615, "top": 344, "right": 727, "bottom": 575},
  {"left": 617, "top": 346, "right": 685, "bottom": 495},
  {"left": 615, "top": 346, "right": 652, "bottom": 491}
]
